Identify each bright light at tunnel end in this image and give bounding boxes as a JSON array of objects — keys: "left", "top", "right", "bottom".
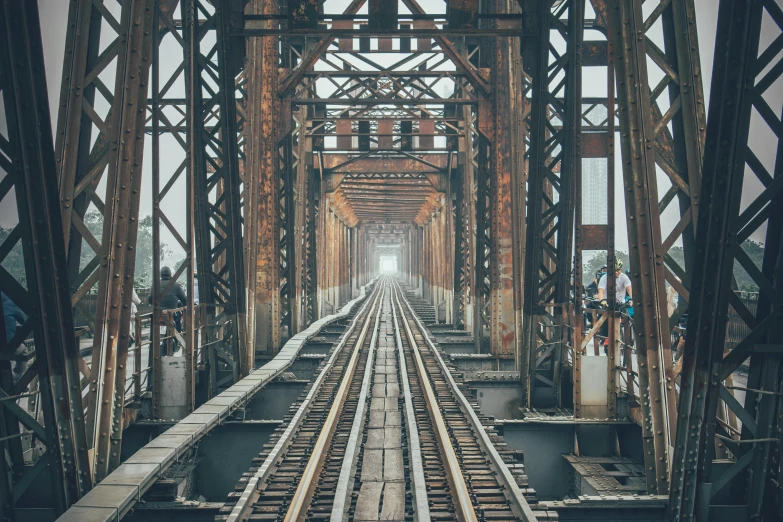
[{"left": 379, "top": 256, "right": 397, "bottom": 274}]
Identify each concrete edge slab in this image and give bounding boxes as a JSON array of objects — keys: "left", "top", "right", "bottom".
[{"left": 57, "top": 281, "right": 375, "bottom": 522}]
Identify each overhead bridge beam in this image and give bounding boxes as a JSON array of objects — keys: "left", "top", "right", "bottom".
[{"left": 239, "top": 27, "right": 523, "bottom": 37}]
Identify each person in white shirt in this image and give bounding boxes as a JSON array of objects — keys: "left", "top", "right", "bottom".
[
  {"left": 593, "top": 260, "right": 633, "bottom": 350},
  {"left": 597, "top": 259, "right": 632, "bottom": 307},
  {"left": 130, "top": 288, "right": 141, "bottom": 347}
]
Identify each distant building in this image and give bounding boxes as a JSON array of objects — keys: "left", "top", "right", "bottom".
[{"left": 582, "top": 158, "right": 608, "bottom": 225}]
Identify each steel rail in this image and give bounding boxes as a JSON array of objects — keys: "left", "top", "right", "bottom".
[
  {"left": 393, "top": 280, "right": 539, "bottom": 521},
  {"left": 225, "top": 281, "right": 383, "bottom": 522},
  {"left": 391, "top": 284, "right": 478, "bottom": 522},
  {"left": 329, "top": 280, "right": 386, "bottom": 521},
  {"left": 283, "top": 284, "right": 386, "bottom": 522},
  {"left": 389, "top": 282, "right": 432, "bottom": 522}
]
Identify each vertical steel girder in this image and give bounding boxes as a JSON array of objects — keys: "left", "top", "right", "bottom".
[
  {"left": 608, "top": 0, "right": 707, "bottom": 494},
  {"left": 478, "top": 0, "right": 523, "bottom": 358},
  {"left": 278, "top": 121, "right": 297, "bottom": 341},
  {"left": 293, "top": 109, "right": 315, "bottom": 330},
  {"left": 150, "top": 0, "right": 197, "bottom": 420},
  {"left": 453, "top": 147, "right": 470, "bottom": 330},
  {"left": 321, "top": 208, "right": 351, "bottom": 310},
  {"left": 520, "top": 0, "right": 583, "bottom": 409},
  {"left": 303, "top": 119, "right": 319, "bottom": 325},
  {"left": 185, "top": 0, "right": 248, "bottom": 394},
  {"left": 420, "top": 198, "right": 452, "bottom": 321},
  {"left": 0, "top": 0, "right": 92, "bottom": 512},
  {"left": 443, "top": 185, "right": 455, "bottom": 324},
  {"left": 253, "top": 0, "right": 283, "bottom": 351},
  {"left": 455, "top": 104, "right": 478, "bottom": 335},
  {"left": 669, "top": 1, "right": 783, "bottom": 519},
  {"left": 571, "top": 46, "right": 618, "bottom": 417},
  {"left": 474, "top": 131, "right": 493, "bottom": 351},
  {"left": 243, "top": 0, "right": 262, "bottom": 370},
  {"left": 306, "top": 179, "right": 319, "bottom": 323},
  {"left": 54, "top": 0, "right": 154, "bottom": 482},
  {"left": 317, "top": 178, "right": 327, "bottom": 317}
]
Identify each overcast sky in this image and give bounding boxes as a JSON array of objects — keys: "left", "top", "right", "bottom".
[{"left": 3, "top": 1, "right": 777, "bottom": 267}]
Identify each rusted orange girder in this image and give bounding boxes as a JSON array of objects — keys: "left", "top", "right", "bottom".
[{"left": 316, "top": 154, "right": 452, "bottom": 173}]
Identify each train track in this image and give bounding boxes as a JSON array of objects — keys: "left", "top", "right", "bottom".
[{"left": 219, "top": 277, "right": 548, "bottom": 522}]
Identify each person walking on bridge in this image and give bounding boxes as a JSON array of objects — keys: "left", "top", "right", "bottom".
[
  {"left": 148, "top": 266, "right": 187, "bottom": 332},
  {"left": 148, "top": 266, "right": 187, "bottom": 360}
]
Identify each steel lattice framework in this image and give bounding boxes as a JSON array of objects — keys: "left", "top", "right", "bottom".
[
  {"left": 520, "top": 0, "right": 583, "bottom": 409},
  {"left": 669, "top": 0, "right": 783, "bottom": 518},
  {"left": 1, "top": 1, "right": 782, "bottom": 520},
  {"left": 0, "top": 1, "right": 92, "bottom": 512},
  {"left": 185, "top": 0, "right": 248, "bottom": 392}
]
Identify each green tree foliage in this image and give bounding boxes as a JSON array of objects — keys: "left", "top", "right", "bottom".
[
  {"left": 582, "top": 251, "right": 630, "bottom": 285},
  {"left": 665, "top": 243, "right": 762, "bottom": 291},
  {"left": 71, "top": 211, "right": 168, "bottom": 288},
  {"left": 29, "top": 210, "right": 171, "bottom": 287},
  {"left": 583, "top": 241, "right": 764, "bottom": 292},
  {"left": 731, "top": 240, "right": 764, "bottom": 292},
  {"left": 0, "top": 227, "right": 27, "bottom": 287}
]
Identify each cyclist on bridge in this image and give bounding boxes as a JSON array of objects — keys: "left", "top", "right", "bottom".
[
  {"left": 595, "top": 260, "right": 633, "bottom": 350},
  {"left": 597, "top": 260, "right": 632, "bottom": 308}
]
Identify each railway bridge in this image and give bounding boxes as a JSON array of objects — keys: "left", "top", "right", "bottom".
[{"left": 0, "top": 0, "right": 781, "bottom": 521}]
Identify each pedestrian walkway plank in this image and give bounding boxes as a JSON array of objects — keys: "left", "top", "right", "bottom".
[
  {"left": 384, "top": 449, "right": 404, "bottom": 481},
  {"left": 354, "top": 482, "right": 384, "bottom": 521},
  {"left": 380, "top": 482, "right": 406, "bottom": 520},
  {"left": 361, "top": 449, "right": 384, "bottom": 482}
]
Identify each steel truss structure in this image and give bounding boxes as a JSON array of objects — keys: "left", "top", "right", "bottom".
[
  {"left": 669, "top": 0, "right": 783, "bottom": 518},
  {"left": 520, "top": 0, "right": 583, "bottom": 409},
  {"left": 186, "top": 0, "right": 248, "bottom": 392},
  {"left": 1, "top": 0, "right": 782, "bottom": 521},
  {"left": 0, "top": 1, "right": 92, "bottom": 514}
]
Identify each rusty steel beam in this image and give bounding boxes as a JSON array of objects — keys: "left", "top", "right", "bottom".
[
  {"left": 328, "top": 191, "right": 360, "bottom": 227},
  {"left": 148, "top": 0, "right": 200, "bottom": 425},
  {"left": 84, "top": 0, "right": 153, "bottom": 481},
  {"left": 520, "top": 0, "right": 583, "bottom": 409},
  {"left": 53, "top": 0, "right": 155, "bottom": 482},
  {"left": 507, "top": 1, "right": 528, "bottom": 376},
  {"left": 253, "top": 0, "right": 284, "bottom": 354},
  {"left": 242, "top": 25, "right": 521, "bottom": 39},
  {"left": 339, "top": 186, "right": 435, "bottom": 194},
  {"left": 318, "top": 154, "right": 451, "bottom": 173},
  {"left": 0, "top": 0, "right": 92, "bottom": 511},
  {"left": 399, "top": 0, "right": 490, "bottom": 98},
  {"left": 607, "top": 0, "right": 709, "bottom": 494},
  {"left": 474, "top": 131, "right": 492, "bottom": 352},
  {"left": 338, "top": 178, "right": 439, "bottom": 186},
  {"left": 481, "top": 0, "right": 524, "bottom": 358},
  {"left": 278, "top": 122, "right": 297, "bottom": 342},
  {"left": 277, "top": 0, "right": 368, "bottom": 97},
  {"left": 243, "top": 0, "right": 263, "bottom": 371},
  {"left": 186, "top": 0, "right": 248, "bottom": 394},
  {"left": 293, "top": 97, "right": 475, "bottom": 105},
  {"left": 669, "top": 0, "right": 783, "bottom": 519},
  {"left": 293, "top": 108, "right": 312, "bottom": 332},
  {"left": 454, "top": 99, "right": 478, "bottom": 335},
  {"left": 599, "top": 0, "right": 708, "bottom": 496},
  {"left": 571, "top": 27, "right": 618, "bottom": 419}
]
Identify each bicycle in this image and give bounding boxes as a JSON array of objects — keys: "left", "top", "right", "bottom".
[{"left": 583, "top": 296, "right": 634, "bottom": 360}]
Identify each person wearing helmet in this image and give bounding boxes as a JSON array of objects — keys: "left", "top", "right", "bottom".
[
  {"left": 594, "top": 260, "right": 632, "bottom": 351},
  {"left": 597, "top": 260, "right": 632, "bottom": 308}
]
